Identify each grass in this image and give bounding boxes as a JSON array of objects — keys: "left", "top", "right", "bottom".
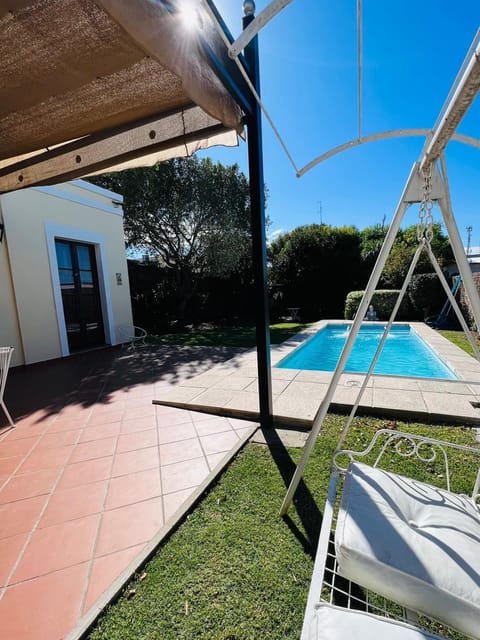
[
  {"left": 149, "top": 324, "right": 480, "bottom": 354},
  {"left": 438, "top": 329, "right": 480, "bottom": 357},
  {"left": 147, "top": 322, "right": 311, "bottom": 348},
  {"left": 89, "top": 415, "right": 478, "bottom": 640}
]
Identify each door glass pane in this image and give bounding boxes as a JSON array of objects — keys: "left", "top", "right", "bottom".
[
  {"left": 79, "top": 270, "right": 93, "bottom": 285},
  {"left": 59, "top": 268, "right": 74, "bottom": 286},
  {"left": 55, "top": 241, "right": 72, "bottom": 269},
  {"left": 76, "top": 245, "right": 91, "bottom": 270}
]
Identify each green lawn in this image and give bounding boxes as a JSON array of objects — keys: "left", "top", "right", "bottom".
[
  {"left": 148, "top": 322, "right": 311, "bottom": 348},
  {"left": 438, "top": 329, "right": 480, "bottom": 357},
  {"left": 149, "top": 324, "right": 480, "bottom": 355},
  {"left": 89, "top": 415, "right": 477, "bottom": 640}
]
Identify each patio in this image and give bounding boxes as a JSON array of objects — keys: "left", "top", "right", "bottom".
[{"left": 0, "top": 345, "right": 258, "bottom": 640}]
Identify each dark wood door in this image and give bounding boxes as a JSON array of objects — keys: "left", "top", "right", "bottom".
[{"left": 55, "top": 240, "right": 105, "bottom": 351}]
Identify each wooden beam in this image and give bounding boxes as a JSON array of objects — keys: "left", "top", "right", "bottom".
[{"left": 0, "top": 106, "right": 230, "bottom": 192}]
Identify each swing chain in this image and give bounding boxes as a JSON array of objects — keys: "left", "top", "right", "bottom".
[{"left": 417, "top": 167, "right": 434, "bottom": 243}]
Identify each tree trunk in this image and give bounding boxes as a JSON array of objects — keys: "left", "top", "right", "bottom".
[{"left": 174, "top": 267, "right": 195, "bottom": 326}]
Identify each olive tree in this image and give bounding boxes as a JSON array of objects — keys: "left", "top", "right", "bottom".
[{"left": 90, "top": 157, "right": 252, "bottom": 323}]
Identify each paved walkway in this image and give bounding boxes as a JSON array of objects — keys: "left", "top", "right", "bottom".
[
  {"left": 155, "top": 322, "right": 480, "bottom": 425},
  {"left": 0, "top": 346, "right": 257, "bottom": 640}
]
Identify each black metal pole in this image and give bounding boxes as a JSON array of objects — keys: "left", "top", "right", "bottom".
[{"left": 242, "top": 2, "right": 273, "bottom": 428}]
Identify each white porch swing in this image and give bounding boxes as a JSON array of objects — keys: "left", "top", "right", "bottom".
[
  {"left": 208, "top": 3, "right": 480, "bottom": 635},
  {"left": 278, "top": 30, "right": 480, "bottom": 640},
  {"left": 203, "top": 2, "right": 480, "bottom": 636},
  {"left": 290, "top": 164, "right": 480, "bottom": 640},
  {"left": 204, "top": 3, "right": 480, "bottom": 636}
]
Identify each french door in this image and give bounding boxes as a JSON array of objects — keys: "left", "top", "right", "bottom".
[{"left": 55, "top": 240, "right": 105, "bottom": 351}]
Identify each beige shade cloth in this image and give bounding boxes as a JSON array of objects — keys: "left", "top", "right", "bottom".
[
  {"left": 86, "top": 130, "right": 239, "bottom": 175},
  {"left": 0, "top": 0, "right": 244, "bottom": 190}
]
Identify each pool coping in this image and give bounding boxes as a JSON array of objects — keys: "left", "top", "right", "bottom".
[
  {"left": 153, "top": 321, "right": 480, "bottom": 426},
  {"left": 275, "top": 321, "right": 459, "bottom": 379}
]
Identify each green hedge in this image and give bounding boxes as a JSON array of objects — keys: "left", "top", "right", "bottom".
[
  {"left": 408, "top": 273, "right": 445, "bottom": 318},
  {"left": 344, "top": 290, "right": 411, "bottom": 320}
]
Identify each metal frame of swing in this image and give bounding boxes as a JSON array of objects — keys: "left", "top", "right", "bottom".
[
  {"left": 281, "top": 156, "right": 480, "bottom": 518},
  {"left": 298, "top": 164, "right": 480, "bottom": 640},
  {"left": 283, "top": 27, "right": 480, "bottom": 640},
  {"left": 281, "top": 24, "right": 480, "bottom": 516},
  {"left": 301, "top": 165, "right": 480, "bottom": 640}
]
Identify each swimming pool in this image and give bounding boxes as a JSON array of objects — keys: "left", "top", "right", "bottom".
[{"left": 276, "top": 323, "right": 457, "bottom": 380}]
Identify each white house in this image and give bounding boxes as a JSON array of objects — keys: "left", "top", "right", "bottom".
[{"left": 0, "top": 180, "right": 133, "bottom": 366}]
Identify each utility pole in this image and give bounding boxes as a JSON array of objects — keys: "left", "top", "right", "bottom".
[
  {"left": 467, "top": 225, "right": 473, "bottom": 256},
  {"left": 318, "top": 200, "right": 323, "bottom": 225}
]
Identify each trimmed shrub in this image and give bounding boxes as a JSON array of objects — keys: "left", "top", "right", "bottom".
[
  {"left": 459, "top": 273, "right": 480, "bottom": 330},
  {"left": 268, "top": 224, "right": 365, "bottom": 320},
  {"left": 408, "top": 273, "right": 445, "bottom": 319},
  {"left": 344, "top": 291, "right": 363, "bottom": 320},
  {"left": 344, "top": 290, "right": 411, "bottom": 320}
]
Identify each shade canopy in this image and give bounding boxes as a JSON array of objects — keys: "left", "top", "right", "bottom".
[{"left": 0, "top": 0, "right": 249, "bottom": 192}]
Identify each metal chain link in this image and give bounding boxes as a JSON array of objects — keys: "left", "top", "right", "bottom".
[{"left": 417, "top": 167, "right": 434, "bottom": 243}]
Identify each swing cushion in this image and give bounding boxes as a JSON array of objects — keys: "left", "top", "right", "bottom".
[
  {"left": 307, "top": 603, "right": 446, "bottom": 640},
  {"left": 335, "top": 462, "right": 480, "bottom": 639}
]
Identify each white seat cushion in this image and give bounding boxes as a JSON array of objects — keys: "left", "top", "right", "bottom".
[
  {"left": 307, "top": 603, "right": 446, "bottom": 640},
  {"left": 335, "top": 462, "right": 480, "bottom": 639}
]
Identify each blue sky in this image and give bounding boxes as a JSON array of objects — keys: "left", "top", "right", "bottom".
[{"left": 199, "top": 1, "right": 480, "bottom": 247}]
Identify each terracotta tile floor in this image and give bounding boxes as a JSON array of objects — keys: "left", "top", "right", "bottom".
[{"left": 0, "top": 345, "right": 257, "bottom": 640}]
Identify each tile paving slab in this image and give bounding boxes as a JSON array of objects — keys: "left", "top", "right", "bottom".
[
  {"left": 0, "top": 345, "right": 258, "bottom": 640},
  {"left": 251, "top": 427, "right": 309, "bottom": 448}
]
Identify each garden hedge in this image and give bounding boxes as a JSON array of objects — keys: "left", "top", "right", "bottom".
[{"left": 344, "top": 290, "right": 411, "bottom": 320}]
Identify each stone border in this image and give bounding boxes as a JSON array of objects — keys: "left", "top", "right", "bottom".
[{"left": 154, "top": 322, "right": 480, "bottom": 425}]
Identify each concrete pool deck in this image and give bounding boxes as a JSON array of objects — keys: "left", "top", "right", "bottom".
[{"left": 154, "top": 322, "right": 480, "bottom": 426}]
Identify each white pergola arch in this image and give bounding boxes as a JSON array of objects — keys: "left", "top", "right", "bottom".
[{"left": 297, "top": 130, "right": 480, "bottom": 177}]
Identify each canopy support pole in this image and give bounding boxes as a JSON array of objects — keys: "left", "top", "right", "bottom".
[
  {"left": 243, "top": 5, "right": 273, "bottom": 428},
  {"left": 229, "top": 0, "right": 294, "bottom": 58}
]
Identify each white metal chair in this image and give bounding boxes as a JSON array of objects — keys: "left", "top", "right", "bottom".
[
  {"left": 118, "top": 325, "right": 148, "bottom": 350},
  {"left": 0, "top": 346, "right": 15, "bottom": 428}
]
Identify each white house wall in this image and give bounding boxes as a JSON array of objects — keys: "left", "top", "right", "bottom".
[
  {"left": 0, "top": 201, "right": 24, "bottom": 366},
  {"left": 0, "top": 180, "right": 133, "bottom": 365}
]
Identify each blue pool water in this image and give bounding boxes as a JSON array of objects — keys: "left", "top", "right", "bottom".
[{"left": 276, "top": 324, "right": 457, "bottom": 380}]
